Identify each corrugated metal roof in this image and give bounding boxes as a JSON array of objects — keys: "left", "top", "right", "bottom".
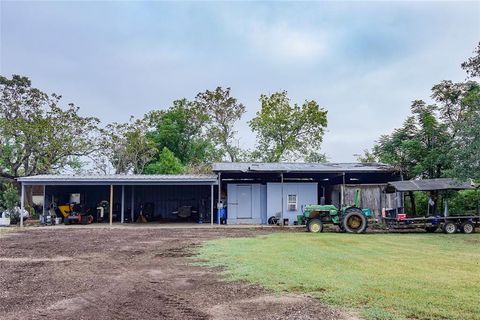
[
  {"left": 212, "top": 162, "right": 396, "bottom": 173},
  {"left": 18, "top": 174, "right": 218, "bottom": 185},
  {"left": 388, "top": 178, "right": 476, "bottom": 192}
]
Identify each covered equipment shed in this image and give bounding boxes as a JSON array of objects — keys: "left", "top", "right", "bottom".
[{"left": 17, "top": 174, "right": 218, "bottom": 225}]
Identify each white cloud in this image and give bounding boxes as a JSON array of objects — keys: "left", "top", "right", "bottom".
[
  {"left": 212, "top": 6, "right": 329, "bottom": 65},
  {"left": 246, "top": 21, "right": 327, "bottom": 63}
]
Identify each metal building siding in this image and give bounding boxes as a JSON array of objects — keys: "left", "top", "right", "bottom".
[
  {"left": 226, "top": 184, "right": 266, "bottom": 224},
  {"left": 267, "top": 183, "right": 318, "bottom": 225}
]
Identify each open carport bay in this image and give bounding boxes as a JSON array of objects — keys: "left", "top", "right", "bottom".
[
  {"left": 45, "top": 184, "right": 215, "bottom": 223},
  {"left": 18, "top": 175, "right": 218, "bottom": 224}
]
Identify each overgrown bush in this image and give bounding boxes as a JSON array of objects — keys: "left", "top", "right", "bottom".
[{"left": 0, "top": 182, "right": 19, "bottom": 213}]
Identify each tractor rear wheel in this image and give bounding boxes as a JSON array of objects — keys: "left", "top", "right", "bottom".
[
  {"left": 342, "top": 209, "right": 367, "bottom": 233},
  {"left": 307, "top": 219, "right": 323, "bottom": 233}
]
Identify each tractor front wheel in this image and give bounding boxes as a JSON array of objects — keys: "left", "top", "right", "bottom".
[
  {"left": 307, "top": 219, "right": 324, "bottom": 233},
  {"left": 342, "top": 209, "right": 368, "bottom": 233}
]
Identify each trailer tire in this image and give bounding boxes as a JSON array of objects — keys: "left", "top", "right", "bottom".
[
  {"left": 307, "top": 219, "right": 323, "bottom": 233},
  {"left": 425, "top": 226, "right": 438, "bottom": 233},
  {"left": 342, "top": 209, "right": 368, "bottom": 233},
  {"left": 442, "top": 222, "right": 457, "bottom": 234},
  {"left": 460, "top": 222, "right": 475, "bottom": 234}
]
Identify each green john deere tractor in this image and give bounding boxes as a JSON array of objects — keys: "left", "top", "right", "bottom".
[{"left": 301, "top": 190, "right": 372, "bottom": 233}]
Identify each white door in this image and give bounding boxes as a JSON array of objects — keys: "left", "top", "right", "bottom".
[{"left": 237, "top": 185, "right": 252, "bottom": 219}]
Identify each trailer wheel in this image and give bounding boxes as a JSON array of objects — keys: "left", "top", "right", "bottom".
[
  {"left": 460, "top": 222, "right": 475, "bottom": 234},
  {"left": 425, "top": 226, "right": 438, "bottom": 233},
  {"left": 442, "top": 222, "right": 457, "bottom": 234},
  {"left": 307, "top": 219, "right": 323, "bottom": 233},
  {"left": 342, "top": 209, "right": 367, "bottom": 233}
]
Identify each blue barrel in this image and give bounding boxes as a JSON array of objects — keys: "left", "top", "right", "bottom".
[{"left": 218, "top": 207, "right": 227, "bottom": 224}]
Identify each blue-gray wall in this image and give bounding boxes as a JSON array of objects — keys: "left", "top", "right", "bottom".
[
  {"left": 267, "top": 182, "right": 318, "bottom": 225},
  {"left": 227, "top": 182, "right": 316, "bottom": 225},
  {"left": 227, "top": 184, "right": 267, "bottom": 224}
]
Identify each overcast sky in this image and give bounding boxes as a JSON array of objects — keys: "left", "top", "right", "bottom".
[{"left": 1, "top": 1, "right": 479, "bottom": 162}]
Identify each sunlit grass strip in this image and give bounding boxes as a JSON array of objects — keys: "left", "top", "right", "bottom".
[{"left": 196, "top": 233, "right": 480, "bottom": 320}]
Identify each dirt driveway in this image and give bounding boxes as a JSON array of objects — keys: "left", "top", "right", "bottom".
[{"left": 0, "top": 227, "right": 356, "bottom": 320}]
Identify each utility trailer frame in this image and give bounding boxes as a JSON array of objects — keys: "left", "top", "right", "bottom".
[
  {"left": 382, "top": 214, "right": 480, "bottom": 233},
  {"left": 381, "top": 178, "right": 479, "bottom": 234}
]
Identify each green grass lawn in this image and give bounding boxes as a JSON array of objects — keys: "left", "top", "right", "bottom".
[{"left": 196, "top": 232, "right": 480, "bottom": 320}]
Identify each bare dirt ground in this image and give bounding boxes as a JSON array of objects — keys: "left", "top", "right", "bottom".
[{"left": 0, "top": 227, "right": 357, "bottom": 320}]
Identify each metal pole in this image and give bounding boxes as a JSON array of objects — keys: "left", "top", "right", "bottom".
[
  {"left": 217, "top": 172, "right": 221, "bottom": 224},
  {"left": 121, "top": 185, "right": 125, "bottom": 223},
  {"left": 43, "top": 185, "right": 46, "bottom": 216},
  {"left": 210, "top": 184, "right": 214, "bottom": 226},
  {"left": 280, "top": 172, "right": 284, "bottom": 226},
  {"left": 20, "top": 183, "right": 25, "bottom": 228},
  {"left": 109, "top": 185, "right": 113, "bottom": 226},
  {"left": 131, "top": 186, "right": 134, "bottom": 222}
]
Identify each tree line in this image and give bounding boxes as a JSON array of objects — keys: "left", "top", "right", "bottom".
[{"left": 0, "top": 79, "right": 328, "bottom": 180}]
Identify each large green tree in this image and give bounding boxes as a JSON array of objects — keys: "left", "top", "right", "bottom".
[
  {"left": 0, "top": 75, "right": 99, "bottom": 179},
  {"left": 144, "top": 147, "right": 184, "bottom": 174},
  {"left": 249, "top": 91, "right": 328, "bottom": 162},
  {"left": 194, "top": 87, "right": 245, "bottom": 162},
  {"left": 373, "top": 101, "right": 452, "bottom": 179},
  {"left": 96, "top": 117, "right": 157, "bottom": 174},
  {"left": 453, "top": 43, "right": 480, "bottom": 180},
  {"left": 146, "top": 99, "right": 218, "bottom": 170}
]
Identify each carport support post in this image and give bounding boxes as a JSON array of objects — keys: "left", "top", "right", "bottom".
[
  {"left": 217, "top": 172, "right": 221, "bottom": 224},
  {"left": 210, "top": 184, "right": 214, "bottom": 226},
  {"left": 42, "top": 185, "right": 46, "bottom": 215},
  {"left": 20, "top": 183, "right": 25, "bottom": 228},
  {"left": 121, "top": 185, "right": 125, "bottom": 223},
  {"left": 131, "top": 186, "right": 134, "bottom": 222},
  {"left": 280, "top": 172, "right": 284, "bottom": 226},
  {"left": 109, "top": 185, "right": 113, "bottom": 226}
]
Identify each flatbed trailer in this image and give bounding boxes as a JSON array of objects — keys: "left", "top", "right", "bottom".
[
  {"left": 381, "top": 214, "right": 480, "bottom": 233},
  {"left": 382, "top": 178, "right": 479, "bottom": 234}
]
